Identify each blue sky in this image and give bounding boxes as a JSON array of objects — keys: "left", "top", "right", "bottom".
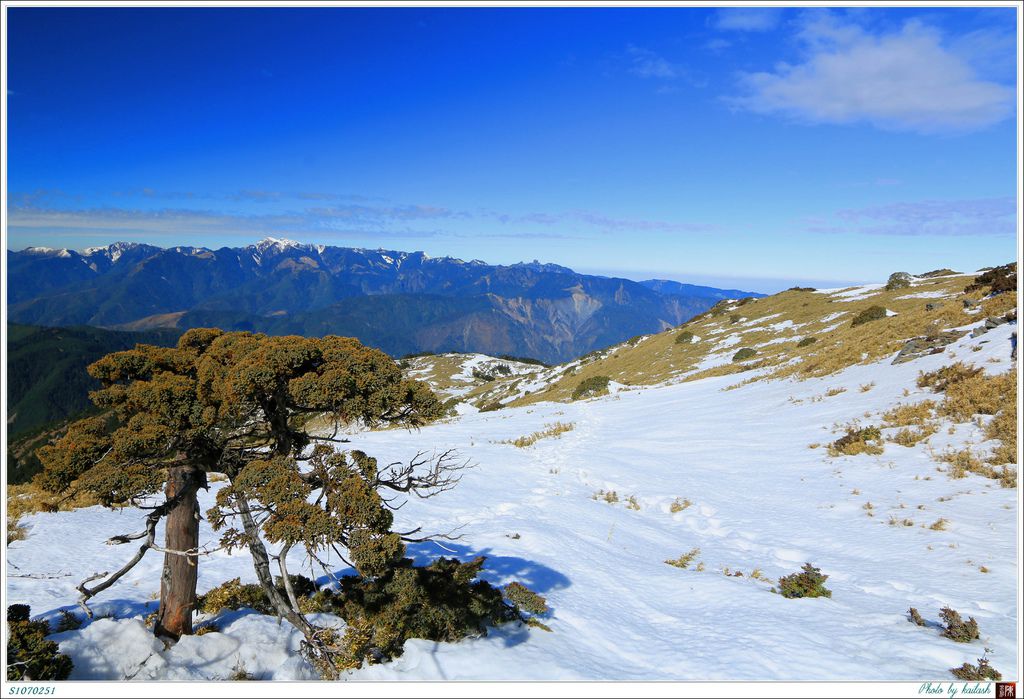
[{"left": 5, "top": 5, "right": 1019, "bottom": 292}]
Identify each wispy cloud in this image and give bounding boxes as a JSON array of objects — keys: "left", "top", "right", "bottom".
[
  {"left": 805, "top": 196, "right": 1016, "bottom": 237},
  {"left": 729, "top": 14, "right": 1015, "bottom": 133},
  {"left": 715, "top": 8, "right": 783, "bottom": 32},
  {"left": 7, "top": 201, "right": 718, "bottom": 246},
  {"left": 625, "top": 44, "right": 682, "bottom": 80}
]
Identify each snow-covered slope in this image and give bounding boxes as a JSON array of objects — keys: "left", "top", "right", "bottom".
[{"left": 6, "top": 321, "right": 1017, "bottom": 681}]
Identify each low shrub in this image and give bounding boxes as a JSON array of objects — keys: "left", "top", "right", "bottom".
[
  {"left": 776, "top": 563, "right": 831, "bottom": 599},
  {"left": 327, "top": 557, "right": 530, "bottom": 670},
  {"left": 882, "top": 400, "right": 936, "bottom": 427},
  {"left": 908, "top": 607, "right": 926, "bottom": 626},
  {"left": 939, "top": 370, "right": 1013, "bottom": 422},
  {"left": 478, "top": 401, "right": 503, "bottom": 413},
  {"left": 828, "top": 425, "right": 883, "bottom": 457},
  {"left": 732, "top": 348, "right": 756, "bottom": 362},
  {"left": 472, "top": 368, "right": 496, "bottom": 382},
  {"left": 965, "top": 262, "right": 1016, "bottom": 295},
  {"left": 6, "top": 604, "right": 73, "bottom": 681},
  {"left": 503, "top": 582, "right": 549, "bottom": 615},
  {"left": 916, "top": 362, "right": 982, "bottom": 392},
  {"left": 940, "top": 606, "right": 979, "bottom": 643},
  {"left": 889, "top": 425, "right": 937, "bottom": 448},
  {"left": 197, "top": 578, "right": 275, "bottom": 615},
  {"left": 675, "top": 331, "right": 695, "bottom": 345},
  {"left": 572, "top": 376, "right": 610, "bottom": 401},
  {"left": 197, "top": 575, "right": 318, "bottom": 616},
  {"left": 54, "top": 610, "right": 82, "bottom": 633},
  {"left": 851, "top": 305, "right": 888, "bottom": 327},
  {"left": 498, "top": 354, "right": 548, "bottom": 367},
  {"left": 950, "top": 656, "right": 1001, "bottom": 681},
  {"left": 796, "top": 336, "right": 817, "bottom": 348}
]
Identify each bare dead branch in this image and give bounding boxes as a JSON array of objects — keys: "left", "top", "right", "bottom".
[{"left": 374, "top": 449, "right": 472, "bottom": 502}]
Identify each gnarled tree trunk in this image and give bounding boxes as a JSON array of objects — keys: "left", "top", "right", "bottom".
[{"left": 154, "top": 465, "right": 203, "bottom": 641}]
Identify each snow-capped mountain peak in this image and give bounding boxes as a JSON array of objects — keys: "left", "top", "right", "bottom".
[{"left": 251, "top": 237, "right": 304, "bottom": 256}]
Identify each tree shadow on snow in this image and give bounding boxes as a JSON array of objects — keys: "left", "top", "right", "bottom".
[{"left": 406, "top": 540, "right": 571, "bottom": 595}]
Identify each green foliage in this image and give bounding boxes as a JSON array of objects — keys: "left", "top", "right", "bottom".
[
  {"left": 732, "top": 348, "right": 757, "bottom": 362},
  {"left": 572, "top": 375, "right": 610, "bottom": 400},
  {"left": 55, "top": 610, "right": 82, "bottom": 633},
  {"left": 197, "top": 578, "right": 275, "bottom": 615},
  {"left": 6, "top": 605, "right": 73, "bottom": 681},
  {"left": 675, "top": 331, "right": 695, "bottom": 345},
  {"left": 327, "top": 556, "right": 521, "bottom": 670},
  {"left": 503, "top": 582, "right": 549, "bottom": 615},
  {"left": 498, "top": 354, "right": 548, "bottom": 367},
  {"left": 885, "top": 272, "right": 913, "bottom": 291},
  {"left": 940, "top": 606, "right": 979, "bottom": 643},
  {"left": 950, "top": 656, "right": 1001, "bottom": 681},
  {"left": 965, "top": 262, "right": 1016, "bottom": 295},
  {"left": 851, "top": 305, "right": 888, "bottom": 327},
  {"left": 796, "top": 336, "right": 817, "bottom": 348},
  {"left": 729, "top": 314, "right": 742, "bottom": 324},
  {"left": 197, "top": 575, "right": 319, "bottom": 616},
  {"left": 776, "top": 563, "right": 832, "bottom": 599},
  {"left": 478, "top": 400, "right": 504, "bottom": 412}
]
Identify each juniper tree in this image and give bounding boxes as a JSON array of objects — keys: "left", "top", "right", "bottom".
[
  {"left": 37, "top": 328, "right": 226, "bottom": 640},
  {"left": 36, "top": 330, "right": 446, "bottom": 648}
]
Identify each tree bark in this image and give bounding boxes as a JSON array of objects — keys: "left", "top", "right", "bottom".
[{"left": 154, "top": 465, "right": 203, "bottom": 641}]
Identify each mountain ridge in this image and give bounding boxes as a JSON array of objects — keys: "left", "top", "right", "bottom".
[{"left": 8, "top": 238, "right": 764, "bottom": 364}]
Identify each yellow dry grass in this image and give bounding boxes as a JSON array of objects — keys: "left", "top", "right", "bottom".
[{"left": 500, "top": 421, "right": 575, "bottom": 448}]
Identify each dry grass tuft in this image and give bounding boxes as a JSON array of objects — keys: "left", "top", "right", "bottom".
[
  {"left": 828, "top": 424, "right": 884, "bottom": 457},
  {"left": 501, "top": 421, "right": 575, "bottom": 448},
  {"left": 669, "top": 497, "right": 692, "bottom": 513},
  {"left": 882, "top": 400, "right": 936, "bottom": 427},
  {"left": 665, "top": 548, "right": 701, "bottom": 569}
]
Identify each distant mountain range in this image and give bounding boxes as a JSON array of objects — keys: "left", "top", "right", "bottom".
[{"left": 7, "top": 238, "right": 763, "bottom": 364}]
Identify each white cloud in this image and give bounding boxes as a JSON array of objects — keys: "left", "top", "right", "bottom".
[
  {"left": 730, "top": 15, "right": 1014, "bottom": 133},
  {"left": 715, "top": 8, "right": 782, "bottom": 32},
  {"left": 626, "top": 45, "right": 680, "bottom": 80}
]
